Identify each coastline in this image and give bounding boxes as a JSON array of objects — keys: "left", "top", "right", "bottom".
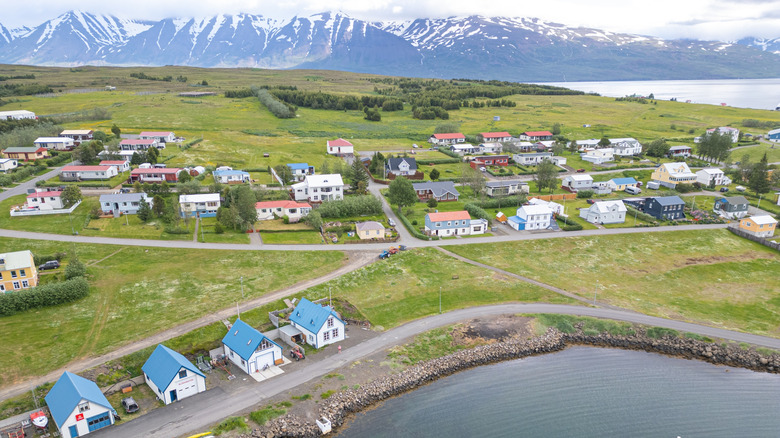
[{"left": 249, "top": 328, "right": 780, "bottom": 438}]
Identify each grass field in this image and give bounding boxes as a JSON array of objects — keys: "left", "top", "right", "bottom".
[
  {"left": 260, "top": 231, "right": 324, "bottom": 244},
  {"left": 80, "top": 213, "right": 194, "bottom": 240},
  {"left": 446, "top": 229, "right": 780, "bottom": 336},
  {"left": 0, "top": 194, "right": 96, "bottom": 234},
  {"left": 0, "top": 237, "right": 347, "bottom": 386},
  {"left": 729, "top": 142, "right": 780, "bottom": 164}
]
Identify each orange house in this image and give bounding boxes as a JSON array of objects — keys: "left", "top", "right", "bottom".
[{"left": 738, "top": 215, "right": 777, "bottom": 238}]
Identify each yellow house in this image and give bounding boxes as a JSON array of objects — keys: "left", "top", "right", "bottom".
[
  {"left": 356, "top": 221, "right": 386, "bottom": 240},
  {"left": 0, "top": 250, "right": 38, "bottom": 292},
  {"left": 650, "top": 162, "right": 697, "bottom": 188},
  {"left": 738, "top": 215, "right": 778, "bottom": 238}
]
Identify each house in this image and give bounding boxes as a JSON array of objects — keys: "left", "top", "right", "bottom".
[
  {"left": 469, "top": 155, "right": 509, "bottom": 168},
  {"left": 580, "top": 200, "right": 627, "bottom": 224},
  {"left": 99, "top": 193, "right": 152, "bottom": 215},
  {"left": 607, "top": 177, "right": 639, "bottom": 192},
  {"left": 424, "top": 211, "right": 472, "bottom": 237},
  {"left": 581, "top": 148, "right": 614, "bottom": 164},
  {"left": 255, "top": 200, "right": 312, "bottom": 222},
  {"left": 513, "top": 152, "right": 552, "bottom": 166},
  {"left": 291, "top": 174, "right": 344, "bottom": 202},
  {"left": 326, "top": 138, "right": 354, "bottom": 156},
  {"left": 769, "top": 128, "right": 780, "bottom": 141},
  {"left": 0, "top": 249, "right": 38, "bottom": 292},
  {"left": 44, "top": 371, "right": 115, "bottom": 438},
  {"left": 26, "top": 189, "right": 64, "bottom": 210},
  {"left": 625, "top": 196, "right": 686, "bottom": 220},
  {"left": 550, "top": 156, "right": 567, "bottom": 166},
  {"left": 0, "top": 158, "right": 18, "bottom": 172},
  {"left": 478, "top": 142, "right": 503, "bottom": 154},
  {"left": 129, "top": 167, "right": 182, "bottom": 183},
  {"left": 668, "top": 145, "right": 692, "bottom": 158},
  {"left": 470, "top": 218, "right": 488, "bottom": 234},
  {"left": 562, "top": 174, "right": 594, "bottom": 191},
  {"left": 479, "top": 132, "right": 512, "bottom": 143},
  {"left": 706, "top": 127, "right": 740, "bottom": 143},
  {"left": 385, "top": 157, "right": 418, "bottom": 176},
  {"left": 3, "top": 146, "right": 48, "bottom": 161},
  {"left": 412, "top": 181, "right": 460, "bottom": 202},
  {"left": 34, "top": 137, "right": 75, "bottom": 151},
  {"left": 738, "top": 215, "right": 777, "bottom": 238},
  {"left": 287, "top": 163, "right": 315, "bottom": 181},
  {"left": 60, "top": 129, "right": 93, "bottom": 146},
  {"left": 356, "top": 221, "right": 386, "bottom": 240},
  {"left": 510, "top": 141, "right": 538, "bottom": 153},
  {"left": 576, "top": 139, "right": 602, "bottom": 150},
  {"left": 142, "top": 344, "right": 206, "bottom": 405},
  {"left": 213, "top": 169, "right": 250, "bottom": 184},
  {"left": 696, "top": 168, "right": 731, "bottom": 187},
  {"left": 179, "top": 193, "right": 220, "bottom": 218},
  {"left": 60, "top": 165, "right": 119, "bottom": 181},
  {"left": 484, "top": 180, "right": 529, "bottom": 197},
  {"left": 650, "top": 162, "right": 697, "bottom": 188},
  {"left": 140, "top": 131, "right": 176, "bottom": 143},
  {"left": 99, "top": 160, "right": 130, "bottom": 173},
  {"left": 222, "top": 319, "right": 284, "bottom": 375},
  {"left": 288, "top": 298, "right": 346, "bottom": 349},
  {"left": 429, "top": 133, "right": 466, "bottom": 146},
  {"left": 449, "top": 144, "right": 479, "bottom": 155},
  {"left": 527, "top": 197, "right": 564, "bottom": 215},
  {"left": 519, "top": 131, "right": 553, "bottom": 141},
  {"left": 98, "top": 150, "right": 136, "bottom": 161},
  {"left": 508, "top": 204, "right": 553, "bottom": 230},
  {"left": 713, "top": 196, "right": 749, "bottom": 219},
  {"left": 610, "top": 138, "right": 642, "bottom": 156},
  {"left": 120, "top": 139, "right": 159, "bottom": 151},
  {"left": 0, "top": 110, "right": 36, "bottom": 120}
]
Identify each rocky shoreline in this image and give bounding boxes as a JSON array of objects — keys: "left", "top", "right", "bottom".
[{"left": 247, "top": 329, "right": 780, "bottom": 438}]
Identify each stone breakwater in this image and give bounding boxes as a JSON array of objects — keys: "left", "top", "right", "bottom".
[{"left": 247, "top": 330, "right": 780, "bottom": 438}]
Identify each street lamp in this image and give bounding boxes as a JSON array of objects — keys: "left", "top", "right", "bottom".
[
  {"left": 439, "top": 286, "right": 442, "bottom": 314},
  {"left": 240, "top": 276, "right": 244, "bottom": 299},
  {"left": 68, "top": 212, "right": 76, "bottom": 235}
]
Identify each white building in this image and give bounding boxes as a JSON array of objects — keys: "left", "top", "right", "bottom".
[
  {"left": 60, "top": 129, "right": 93, "bottom": 146},
  {"left": 142, "top": 344, "right": 206, "bottom": 405},
  {"left": 479, "top": 142, "right": 504, "bottom": 154},
  {"left": 326, "top": 138, "right": 354, "bottom": 156},
  {"left": 562, "top": 174, "right": 594, "bottom": 191},
  {"left": 120, "top": 139, "right": 159, "bottom": 151},
  {"left": 179, "top": 193, "right": 220, "bottom": 218},
  {"left": 222, "top": 319, "right": 284, "bottom": 375},
  {"left": 513, "top": 152, "right": 552, "bottom": 165},
  {"left": 696, "top": 168, "right": 731, "bottom": 186},
  {"left": 509, "top": 204, "right": 553, "bottom": 231},
  {"left": 26, "top": 189, "right": 64, "bottom": 210},
  {"left": 34, "top": 137, "right": 75, "bottom": 151},
  {"left": 0, "top": 110, "right": 36, "bottom": 120},
  {"left": 288, "top": 298, "right": 346, "bottom": 349},
  {"left": 610, "top": 138, "right": 643, "bottom": 156},
  {"left": 706, "top": 127, "right": 740, "bottom": 143},
  {"left": 255, "top": 200, "right": 312, "bottom": 222},
  {"left": 292, "top": 174, "right": 344, "bottom": 202},
  {"left": 99, "top": 193, "right": 152, "bottom": 215},
  {"left": 45, "top": 372, "right": 116, "bottom": 438},
  {"left": 0, "top": 158, "right": 18, "bottom": 172},
  {"left": 581, "top": 148, "right": 614, "bottom": 164},
  {"left": 450, "top": 144, "right": 479, "bottom": 155},
  {"left": 484, "top": 180, "right": 529, "bottom": 197},
  {"left": 60, "top": 165, "right": 119, "bottom": 181},
  {"left": 527, "top": 197, "right": 564, "bottom": 215},
  {"left": 99, "top": 160, "right": 130, "bottom": 173},
  {"left": 140, "top": 131, "right": 176, "bottom": 143},
  {"left": 579, "top": 200, "right": 627, "bottom": 224}
]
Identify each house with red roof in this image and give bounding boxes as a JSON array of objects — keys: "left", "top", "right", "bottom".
[
  {"left": 428, "top": 133, "right": 466, "bottom": 146},
  {"left": 99, "top": 160, "right": 130, "bottom": 172},
  {"left": 255, "top": 200, "right": 312, "bottom": 222},
  {"left": 468, "top": 155, "right": 510, "bottom": 169},
  {"left": 479, "top": 132, "right": 513, "bottom": 143},
  {"left": 326, "top": 138, "right": 354, "bottom": 156},
  {"left": 120, "top": 139, "right": 159, "bottom": 151},
  {"left": 424, "top": 210, "right": 487, "bottom": 237},
  {"left": 26, "top": 189, "right": 64, "bottom": 210},
  {"left": 140, "top": 131, "right": 177, "bottom": 143},
  {"left": 519, "top": 131, "right": 554, "bottom": 141},
  {"left": 130, "top": 167, "right": 182, "bottom": 183},
  {"left": 60, "top": 165, "right": 119, "bottom": 181}
]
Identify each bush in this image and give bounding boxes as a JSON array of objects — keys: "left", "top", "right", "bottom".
[
  {"left": 675, "top": 183, "right": 696, "bottom": 193},
  {"left": 562, "top": 224, "right": 583, "bottom": 231},
  {"left": 33, "top": 252, "right": 66, "bottom": 266},
  {"left": 253, "top": 87, "right": 296, "bottom": 118},
  {"left": 214, "top": 223, "right": 224, "bottom": 234},
  {"left": 473, "top": 195, "right": 527, "bottom": 209},
  {"left": 412, "top": 220, "right": 418, "bottom": 225},
  {"left": 64, "top": 257, "right": 86, "bottom": 280},
  {"left": 317, "top": 195, "right": 383, "bottom": 218},
  {"left": 427, "top": 198, "right": 438, "bottom": 208},
  {"left": 576, "top": 190, "right": 594, "bottom": 198},
  {"left": 0, "top": 277, "right": 89, "bottom": 316},
  {"left": 464, "top": 203, "right": 490, "bottom": 223}
]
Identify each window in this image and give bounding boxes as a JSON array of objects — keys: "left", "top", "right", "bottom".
[
  {"left": 19, "top": 269, "right": 25, "bottom": 277},
  {"left": 259, "top": 339, "right": 272, "bottom": 350},
  {"left": 13, "top": 282, "right": 20, "bottom": 290},
  {"left": 0, "top": 284, "right": 4, "bottom": 292},
  {"left": 309, "top": 334, "right": 314, "bottom": 342},
  {"left": 240, "top": 359, "right": 245, "bottom": 366},
  {"left": 327, "top": 317, "right": 334, "bottom": 328},
  {"left": 0, "top": 272, "right": 3, "bottom": 280},
  {"left": 78, "top": 402, "right": 90, "bottom": 412},
  {"left": 323, "top": 331, "right": 330, "bottom": 341},
  {"left": 229, "top": 350, "right": 234, "bottom": 358},
  {"left": 178, "top": 369, "right": 187, "bottom": 379},
  {"left": 22, "top": 280, "right": 28, "bottom": 288},
  {"left": 11, "top": 271, "right": 16, "bottom": 278},
  {"left": 333, "top": 328, "right": 339, "bottom": 338}
]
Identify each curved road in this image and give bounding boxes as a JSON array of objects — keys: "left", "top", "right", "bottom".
[{"left": 93, "top": 303, "right": 780, "bottom": 438}]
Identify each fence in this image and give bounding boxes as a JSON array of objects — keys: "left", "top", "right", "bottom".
[
  {"left": 9, "top": 200, "right": 81, "bottom": 217},
  {"left": 530, "top": 193, "right": 577, "bottom": 201},
  {"left": 727, "top": 225, "right": 780, "bottom": 251}
]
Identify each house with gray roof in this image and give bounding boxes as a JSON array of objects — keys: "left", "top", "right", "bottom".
[
  {"left": 412, "top": 181, "right": 460, "bottom": 202},
  {"left": 99, "top": 193, "right": 152, "bottom": 216},
  {"left": 385, "top": 157, "right": 418, "bottom": 176},
  {"left": 624, "top": 196, "right": 685, "bottom": 220},
  {"left": 714, "top": 196, "right": 749, "bottom": 219},
  {"left": 484, "top": 180, "right": 529, "bottom": 197}
]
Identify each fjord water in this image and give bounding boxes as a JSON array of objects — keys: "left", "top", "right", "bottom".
[
  {"left": 541, "top": 78, "right": 780, "bottom": 111},
  {"left": 336, "top": 347, "right": 780, "bottom": 438}
]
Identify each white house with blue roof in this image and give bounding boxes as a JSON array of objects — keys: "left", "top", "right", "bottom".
[
  {"left": 142, "top": 344, "right": 206, "bottom": 405},
  {"left": 213, "top": 169, "right": 250, "bottom": 184},
  {"left": 288, "top": 298, "right": 345, "bottom": 349},
  {"left": 287, "top": 163, "right": 315, "bottom": 181},
  {"left": 222, "top": 319, "right": 283, "bottom": 375},
  {"left": 607, "top": 177, "right": 638, "bottom": 191},
  {"left": 45, "top": 371, "right": 116, "bottom": 438},
  {"left": 508, "top": 204, "right": 553, "bottom": 231}
]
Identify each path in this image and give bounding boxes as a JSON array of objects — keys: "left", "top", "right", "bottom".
[
  {"left": 92, "top": 303, "right": 780, "bottom": 438},
  {"left": 192, "top": 217, "right": 199, "bottom": 242},
  {"left": 0, "top": 165, "right": 70, "bottom": 202}
]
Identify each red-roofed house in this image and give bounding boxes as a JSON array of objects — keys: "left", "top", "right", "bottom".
[
  {"left": 140, "top": 131, "right": 176, "bottom": 143},
  {"left": 479, "top": 132, "right": 512, "bottom": 143},
  {"left": 26, "top": 190, "right": 64, "bottom": 210},
  {"left": 428, "top": 133, "right": 466, "bottom": 146},
  {"left": 469, "top": 155, "right": 510, "bottom": 169},
  {"left": 120, "top": 139, "right": 159, "bottom": 151},
  {"left": 326, "top": 138, "right": 354, "bottom": 156},
  {"left": 255, "top": 200, "right": 312, "bottom": 222},
  {"left": 129, "top": 167, "right": 182, "bottom": 183},
  {"left": 60, "top": 165, "right": 119, "bottom": 181},
  {"left": 520, "top": 131, "right": 554, "bottom": 141},
  {"left": 424, "top": 210, "right": 486, "bottom": 236},
  {"left": 99, "top": 160, "right": 130, "bottom": 172}
]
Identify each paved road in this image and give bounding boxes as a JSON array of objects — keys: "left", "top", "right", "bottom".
[
  {"left": 0, "top": 166, "right": 67, "bottom": 201},
  {"left": 91, "top": 303, "right": 780, "bottom": 438}
]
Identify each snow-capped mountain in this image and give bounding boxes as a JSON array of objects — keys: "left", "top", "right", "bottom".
[
  {"left": 737, "top": 37, "right": 780, "bottom": 55},
  {"left": 0, "top": 11, "right": 778, "bottom": 81}
]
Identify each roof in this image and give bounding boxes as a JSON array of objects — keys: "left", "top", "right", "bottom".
[
  {"left": 515, "top": 152, "right": 552, "bottom": 157},
  {"left": 120, "top": 139, "right": 157, "bottom": 145},
  {"left": 99, "top": 193, "right": 149, "bottom": 204},
  {"left": 707, "top": 126, "right": 739, "bottom": 132},
  {"left": 45, "top": 372, "right": 113, "bottom": 429},
  {"left": 652, "top": 196, "right": 685, "bottom": 206},
  {"left": 485, "top": 180, "right": 525, "bottom": 188},
  {"left": 481, "top": 132, "right": 511, "bottom": 138},
  {"left": 60, "top": 130, "right": 92, "bottom": 135},
  {"left": 289, "top": 298, "right": 343, "bottom": 335},
  {"left": 131, "top": 167, "right": 182, "bottom": 174},
  {"left": 610, "top": 177, "right": 637, "bottom": 185},
  {"left": 287, "top": 163, "right": 310, "bottom": 170},
  {"left": 213, "top": 169, "right": 249, "bottom": 176},
  {"left": 0, "top": 110, "right": 35, "bottom": 116},
  {"left": 179, "top": 193, "right": 220, "bottom": 203},
  {"left": 304, "top": 174, "right": 344, "bottom": 188},
  {"left": 255, "top": 200, "right": 311, "bottom": 210},
  {"left": 432, "top": 133, "right": 465, "bottom": 140},
  {"left": 746, "top": 215, "right": 778, "bottom": 225},
  {"left": 426, "top": 210, "right": 471, "bottom": 222},
  {"left": 35, "top": 137, "right": 73, "bottom": 143},
  {"left": 386, "top": 157, "right": 417, "bottom": 172},
  {"left": 669, "top": 145, "right": 692, "bottom": 151},
  {"left": 140, "top": 131, "right": 174, "bottom": 136},
  {"left": 412, "top": 181, "right": 460, "bottom": 198},
  {"left": 722, "top": 196, "right": 749, "bottom": 204},
  {"left": 356, "top": 221, "right": 385, "bottom": 232},
  {"left": 3, "top": 147, "right": 46, "bottom": 153},
  {"left": 451, "top": 144, "right": 477, "bottom": 150},
  {"left": 0, "top": 250, "right": 33, "bottom": 270},
  {"left": 99, "top": 160, "right": 128, "bottom": 165},
  {"left": 142, "top": 344, "right": 205, "bottom": 392},
  {"left": 524, "top": 131, "right": 553, "bottom": 136},
  {"left": 566, "top": 174, "right": 593, "bottom": 182},
  {"left": 327, "top": 138, "right": 353, "bottom": 147},
  {"left": 697, "top": 168, "right": 723, "bottom": 175},
  {"left": 592, "top": 200, "right": 627, "bottom": 213},
  {"left": 519, "top": 204, "right": 553, "bottom": 215},
  {"left": 62, "top": 165, "right": 112, "bottom": 172},
  {"left": 658, "top": 162, "right": 694, "bottom": 175},
  {"left": 27, "top": 190, "right": 62, "bottom": 198},
  {"left": 221, "top": 319, "right": 280, "bottom": 361},
  {"left": 769, "top": 128, "right": 780, "bottom": 135}
]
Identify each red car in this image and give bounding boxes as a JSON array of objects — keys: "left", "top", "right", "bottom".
[{"left": 576, "top": 168, "right": 586, "bottom": 173}]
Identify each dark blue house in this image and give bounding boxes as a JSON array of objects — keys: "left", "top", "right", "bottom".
[{"left": 624, "top": 196, "right": 685, "bottom": 220}]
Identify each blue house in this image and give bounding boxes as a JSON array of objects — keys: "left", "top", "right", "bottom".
[
  {"left": 222, "top": 319, "right": 283, "bottom": 375},
  {"left": 607, "top": 177, "right": 638, "bottom": 191},
  {"left": 288, "top": 298, "right": 346, "bottom": 349},
  {"left": 142, "top": 344, "right": 206, "bottom": 405},
  {"left": 624, "top": 196, "right": 685, "bottom": 220},
  {"left": 768, "top": 129, "right": 780, "bottom": 142},
  {"left": 213, "top": 169, "right": 250, "bottom": 184},
  {"left": 45, "top": 371, "right": 116, "bottom": 438},
  {"left": 287, "top": 163, "right": 315, "bottom": 181}
]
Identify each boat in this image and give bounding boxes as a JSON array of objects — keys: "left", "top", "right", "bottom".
[{"left": 29, "top": 410, "right": 48, "bottom": 429}]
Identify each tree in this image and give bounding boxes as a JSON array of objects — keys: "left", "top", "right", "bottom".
[
  {"left": 598, "top": 137, "right": 611, "bottom": 147},
  {"left": 146, "top": 146, "right": 159, "bottom": 164},
  {"left": 429, "top": 168, "right": 440, "bottom": 181},
  {"left": 178, "top": 179, "right": 202, "bottom": 194},
  {"left": 568, "top": 140, "right": 579, "bottom": 154},
  {"left": 273, "top": 164, "right": 294, "bottom": 185},
  {"left": 201, "top": 80, "right": 209, "bottom": 86},
  {"left": 533, "top": 160, "right": 558, "bottom": 193},
  {"left": 152, "top": 195, "right": 166, "bottom": 217},
  {"left": 697, "top": 131, "right": 731, "bottom": 163},
  {"left": 459, "top": 164, "right": 485, "bottom": 197},
  {"left": 364, "top": 108, "right": 381, "bottom": 121},
  {"left": 387, "top": 176, "right": 418, "bottom": 213},
  {"left": 552, "top": 141, "right": 565, "bottom": 156},
  {"left": 92, "top": 131, "right": 108, "bottom": 142},
  {"left": 64, "top": 256, "right": 86, "bottom": 280},
  {"left": 111, "top": 124, "right": 121, "bottom": 138},
  {"left": 61, "top": 186, "right": 82, "bottom": 208},
  {"left": 551, "top": 122, "right": 561, "bottom": 136},
  {"left": 748, "top": 153, "right": 771, "bottom": 195},
  {"left": 234, "top": 186, "right": 258, "bottom": 229},
  {"left": 737, "top": 154, "right": 753, "bottom": 183},
  {"left": 645, "top": 139, "right": 670, "bottom": 158},
  {"left": 770, "top": 168, "right": 780, "bottom": 188},
  {"left": 130, "top": 152, "right": 145, "bottom": 165},
  {"left": 304, "top": 210, "right": 323, "bottom": 230},
  {"left": 320, "top": 160, "right": 331, "bottom": 175},
  {"left": 350, "top": 159, "right": 369, "bottom": 191},
  {"left": 137, "top": 198, "right": 152, "bottom": 222},
  {"left": 74, "top": 142, "right": 98, "bottom": 164},
  {"left": 427, "top": 198, "right": 438, "bottom": 208},
  {"left": 368, "top": 152, "right": 384, "bottom": 175}
]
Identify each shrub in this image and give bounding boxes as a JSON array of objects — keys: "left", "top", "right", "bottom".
[
  {"left": 0, "top": 277, "right": 89, "bottom": 316},
  {"left": 576, "top": 190, "right": 594, "bottom": 198},
  {"left": 427, "top": 198, "right": 438, "bottom": 208},
  {"left": 464, "top": 203, "right": 491, "bottom": 222},
  {"left": 412, "top": 220, "right": 418, "bottom": 225},
  {"left": 473, "top": 195, "right": 527, "bottom": 209},
  {"left": 211, "top": 417, "right": 249, "bottom": 435},
  {"left": 214, "top": 223, "right": 224, "bottom": 234},
  {"left": 33, "top": 252, "right": 66, "bottom": 266},
  {"left": 252, "top": 87, "right": 296, "bottom": 118},
  {"left": 250, "top": 406, "right": 286, "bottom": 426},
  {"left": 675, "top": 183, "right": 695, "bottom": 193},
  {"left": 317, "top": 195, "right": 383, "bottom": 218},
  {"left": 64, "top": 257, "right": 86, "bottom": 280}
]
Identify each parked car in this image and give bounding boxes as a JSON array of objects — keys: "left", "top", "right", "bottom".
[
  {"left": 720, "top": 187, "right": 729, "bottom": 192},
  {"left": 121, "top": 397, "right": 139, "bottom": 414},
  {"left": 378, "top": 250, "right": 390, "bottom": 259},
  {"left": 412, "top": 144, "right": 419, "bottom": 148},
  {"left": 736, "top": 186, "right": 746, "bottom": 192},
  {"left": 576, "top": 168, "right": 586, "bottom": 173},
  {"left": 388, "top": 247, "right": 399, "bottom": 255},
  {"left": 388, "top": 218, "right": 396, "bottom": 227},
  {"left": 479, "top": 167, "right": 486, "bottom": 172},
  {"left": 38, "top": 260, "right": 60, "bottom": 270},
  {"left": 586, "top": 199, "right": 596, "bottom": 204}
]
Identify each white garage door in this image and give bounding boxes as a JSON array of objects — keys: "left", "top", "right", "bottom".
[
  {"left": 254, "top": 351, "right": 274, "bottom": 371},
  {"left": 175, "top": 378, "right": 200, "bottom": 400}
]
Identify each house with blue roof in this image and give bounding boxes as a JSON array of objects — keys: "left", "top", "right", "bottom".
[
  {"left": 607, "top": 177, "right": 638, "bottom": 192},
  {"left": 222, "top": 319, "right": 283, "bottom": 375},
  {"left": 288, "top": 298, "right": 345, "bottom": 349},
  {"left": 142, "top": 344, "right": 206, "bottom": 405},
  {"left": 287, "top": 163, "right": 315, "bottom": 181},
  {"left": 213, "top": 169, "right": 250, "bottom": 184},
  {"left": 45, "top": 371, "right": 115, "bottom": 438}
]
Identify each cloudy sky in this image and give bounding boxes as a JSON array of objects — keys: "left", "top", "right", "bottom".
[{"left": 3, "top": 0, "right": 778, "bottom": 41}]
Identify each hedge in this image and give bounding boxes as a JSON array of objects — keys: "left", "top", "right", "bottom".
[
  {"left": 464, "top": 203, "right": 491, "bottom": 223},
  {"left": 418, "top": 158, "right": 461, "bottom": 165},
  {"left": 398, "top": 212, "right": 436, "bottom": 240},
  {"left": 0, "top": 277, "right": 89, "bottom": 316},
  {"left": 475, "top": 195, "right": 527, "bottom": 209},
  {"left": 436, "top": 148, "right": 461, "bottom": 159},
  {"left": 625, "top": 206, "right": 660, "bottom": 224},
  {"left": 33, "top": 252, "right": 66, "bottom": 266},
  {"left": 557, "top": 215, "right": 584, "bottom": 231}
]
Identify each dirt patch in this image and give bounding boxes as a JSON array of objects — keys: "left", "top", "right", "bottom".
[
  {"left": 682, "top": 253, "right": 773, "bottom": 266},
  {"left": 451, "top": 315, "right": 534, "bottom": 346}
]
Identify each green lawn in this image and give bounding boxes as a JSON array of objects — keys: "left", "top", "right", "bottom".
[
  {"left": 0, "top": 237, "right": 347, "bottom": 386},
  {"left": 80, "top": 213, "right": 193, "bottom": 240},
  {"left": 198, "top": 217, "right": 250, "bottom": 243},
  {"left": 730, "top": 142, "right": 780, "bottom": 164},
  {"left": 0, "top": 194, "right": 96, "bottom": 234},
  {"left": 260, "top": 231, "right": 324, "bottom": 244},
  {"left": 54, "top": 171, "right": 130, "bottom": 188},
  {"left": 446, "top": 229, "right": 780, "bottom": 337}
]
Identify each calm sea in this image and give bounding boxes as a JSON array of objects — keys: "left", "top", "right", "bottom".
[
  {"left": 540, "top": 78, "right": 780, "bottom": 111},
  {"left": 336, "top": 347, "right": 780, "bottom": 438}
]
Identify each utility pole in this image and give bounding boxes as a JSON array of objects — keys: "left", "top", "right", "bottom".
[
  {"left": 329, "top": 287, "right": 332, "bottom": 308},
  {"left": 594, "top": 281, "right": 598, "bottom": 305},
  {"left": 240, "top": 276, "right": 244, "bottom": 299},
  {"left": 439, "top": 287, "right": 442, "bottom": 314}
]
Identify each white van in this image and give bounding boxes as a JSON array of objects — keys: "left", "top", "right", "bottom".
[
  {"left": 625, "top": 186, "right": 642, "bottom": 195},
  {"left": 646, "top": 181, "right": 660, "bottom": 190}
]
